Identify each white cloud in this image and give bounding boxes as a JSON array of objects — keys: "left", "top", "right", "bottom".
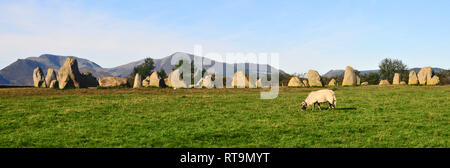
[{"left": 0, "top": 0, "right": 245, "bottom": 69}]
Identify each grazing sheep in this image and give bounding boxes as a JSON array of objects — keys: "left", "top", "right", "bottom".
[{"left": 301, "top": 89, "right": 336, "bottom": 110}]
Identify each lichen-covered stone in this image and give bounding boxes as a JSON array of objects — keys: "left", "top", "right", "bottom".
[
  {"left": 408, "top": 70, "right": 418, "bottom": 85},
  {"left": 307, "top": 70, "right": 322, "bottom": 87},
  {"left": 288, "top": 77, "right": 303, "bottom": 87},
  {"left": 98, "top": 77, "right": 128, "bottom": 87},
  {"left": 418, "top": 67, "right": 432, "bottom": 85},
  {"left": 133, "top": 73, "right": 141, "bottom": 88},
  {"left": 379, "top": 80, "right": 390, "bottom": 86},
  {"left": 342, "top": 66, "right": 357, "bottom": 86},
  {"left": 33, "top": 67, "right": 45, "bottom": 87}
]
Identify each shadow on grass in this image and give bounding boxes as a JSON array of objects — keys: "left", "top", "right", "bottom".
[{"left": 335, "top": 107, "right": 357, "bottom": 110}]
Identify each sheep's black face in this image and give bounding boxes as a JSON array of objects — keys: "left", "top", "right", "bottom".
[{"left": 301, "top": 102, "right": 307, "bottom": 110}]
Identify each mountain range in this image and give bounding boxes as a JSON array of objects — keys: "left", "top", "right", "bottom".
[
  {"left": 1, "top": 52, "right": 446, "bottom": 86},
  {"left": 0, "top": 52, "right": 283, "bottom": 86}
]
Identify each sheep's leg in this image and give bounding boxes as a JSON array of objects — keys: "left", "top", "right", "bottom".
[
  {"left": 312, "top": 103, "right": 315, "bottom": 111},
  {"left": 317, "top": 103, "right": 321, "bottom": 111},
  {"left": 328, "top": 102, "right": 332, "bottom": 110}
]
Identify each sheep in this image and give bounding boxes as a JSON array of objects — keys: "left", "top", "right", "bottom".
[{"left": 301, "top": 89, "right": 336, "bottom": 110}]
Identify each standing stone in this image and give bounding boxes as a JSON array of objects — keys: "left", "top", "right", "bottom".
[
  {"left": 408, "top": 70, "right": 418, "bottom": 85},
  {"left": 361, "top": 82, "right": 369, "bottom": 86},
  {"left": 342, "top": 66, "right": 357, "bottom": 86},
  {"left": 427, "top": 76, "right": 440, "bottom": 86},
  {"left": 256, "top": 78, "right": 262, "bottom": 88},
  {"left": 57, "top": 58, "right": 83, "bottom": 89},
  {"left": 142, "top": 72, "right": 165, "bottom": 88},
  {"left": 194, "top": 75, "right": 215, "bottom": 88},
  {"left": 201, "top": 75, "right": 215, "bottom": 88},
  {"left": 417, "top": 67, "right": 433, "bottom": 85},
  {"left": 307, "top": 70, "right": 322, "bottom": 87},
  {"left": 133, "top": 73, "right": 142, "bottom": 88},
  {"left": 98, "top": 77, "right": 128, "bottom": 87},
  {"left": 248, "top": 76, "right": 258, "bottom": 88},
  {"left": 379, "top": 80, "right": 391, "bottom": 86},
  {"left": 147, "top": 72, "right": 165, "bottom": 87},
  {"left": 393, "top": 73, "right": 401, "bottom": 85},
  {"left": 45, "top": 69, "right": 57, "bottom": 87},
  {"left": 302, "top": 80, "right": 309, "bottom": 87},
  {"left": 33, "top": 67, "right": 45, "bottom": 87},
  {"left": 288, "top": 77, "right": 303, "bottom": 87},
  {"left": 232, "top": 71, "right": 249, "bottom": 88},
  {"left": 258, "top": 78, "right": 270, "bottom": 88},
  {"left": 48, "top": 80, "right": 58, "bottom": 88},
  {"left": 194, "top": 77, "right": 203, "bottom": 88},
  {"left": 167, "top": 69, "right": 187, "bottom": 88},
  {"left": 328, "top": 79, "right": 337, "bottom": 86}
]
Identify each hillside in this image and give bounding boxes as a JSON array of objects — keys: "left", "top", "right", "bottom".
[
  {"left": 106, "top": 52, "right": 283, "bottom": 78},
  {"left": 0, "top": 74, "right": 9, "bottom": 84},
  {"left": 0, "top": 54, "right": 112, "bottom": 85}
]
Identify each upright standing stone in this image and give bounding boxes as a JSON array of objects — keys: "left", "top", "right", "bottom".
[
  {"left": 418, "top": 67, "right": 433, "bottom": 85},
  {"left": 133, "top": 73, "right": 142, "bottom": 88},
  {"left": 307, "top": 70, "right": 322, "bottom": 87},
  {"left": 33, "top": 67, "right": 45, "bottom": 87},
  {"left": 258, "top": 77, "right": 270, "bottom": 88},
  {"left": 57, "top": 58, "right": 83, "bottom": 89},
  {"left": 393, "top": 73, "right": 401, "bottom": 85},
  {"left": 45, "top": 69, "right": 57, "bottom": 87},
  {"left": 149, "top": 72, "right": 165, "bottom": 87},
  {"left": 342, "top": 66, "right": 357, "bottom": 86},
  {"left": 288, "top": 77, "right": 303, "bottom": 87},
  {"left": 232, "top": 71, "right": 249, "bottom": 88},
  {"left": 328, "top": 79, "right": 337, "bottom": 86},
  {"left": 201, "top": 75, "right": 215, "bottom": 88},
  {"left": 248, "top": 76, "right": 258, "bottom": 88},
  {"left": 256, "top": 78, "right": 262, "bottom": 88},
  {"left": 167, "top": 69, "right": 187, "bottom": 88},
  {"left": 408, "top": 70, "right": 418, "bottom": 85}
]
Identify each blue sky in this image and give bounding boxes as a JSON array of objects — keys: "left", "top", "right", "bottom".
[{"left": 0, "top": 0, "right": 449, "bottom": 74}]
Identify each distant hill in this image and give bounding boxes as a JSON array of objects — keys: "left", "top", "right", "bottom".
[
  {"left": 0, "top": 74, "right": 9, "bottom": 84},
  {"left": 0, "top": 52, "right": 284, "bottom": 86},
  {"left": 106, "top": 52, "right": 284, "bottom": 78},
  {"left": 323, "top": 68, "right": 446, "bottom": 77},
  {"left": 0, "top": 54, "right": 112, "bottom": 86}
]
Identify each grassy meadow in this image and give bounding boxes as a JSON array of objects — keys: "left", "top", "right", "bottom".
[{"left": 0, "top": 85, "right": 448, "bottom": 148}]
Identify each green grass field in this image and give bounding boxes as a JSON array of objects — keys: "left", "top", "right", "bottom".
[{"left": 0, "top": 85, "right": 448, "bottom": 148}]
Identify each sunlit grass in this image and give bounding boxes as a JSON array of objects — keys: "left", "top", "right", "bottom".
[{"left": 0, "top": 85, "right": 448, "bottom": 148}]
